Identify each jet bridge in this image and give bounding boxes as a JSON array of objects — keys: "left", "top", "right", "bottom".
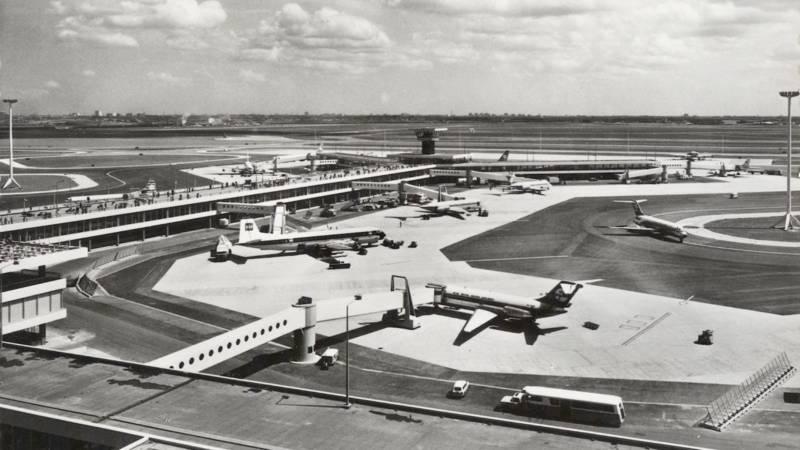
[
  {"left": 149, "top": 275, "right": 417, "bottom": 372},
  {"left": 351, "top": 180, "right": 458, "bottom": 202},
  {"left": 429, "top": 169, "right": 514, "bottom": 186}
]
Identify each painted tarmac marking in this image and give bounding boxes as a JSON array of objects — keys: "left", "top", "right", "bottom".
[
  {"left": 684, "top": 242, "right": 800, "bottom": 256},
  {"left": 466, "top": 255, "right": 569, "bottom": 263},
  {"left": 621, "top": 312, "right": 672, "bottom": 346}
]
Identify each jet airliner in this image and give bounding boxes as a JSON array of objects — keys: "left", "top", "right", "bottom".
[{"left": 611, "top": 199, "right": 688, "bottom": 242}]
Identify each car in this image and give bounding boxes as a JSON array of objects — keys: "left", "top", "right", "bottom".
[
  {"left": 449, "top": 380, "right": 470, "bottom": 398},
  {"left": 499, "top": 392, "right": 525, "bottom": 411}
]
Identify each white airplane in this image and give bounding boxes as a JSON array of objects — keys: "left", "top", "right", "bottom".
[
  {"left": 502, "top": 175, "right": 551, "bottom": 194},
  {"left": 414, "top": 197, "right": 482, "bottom": 220},
  {"left": 390, "top": 187, "right": 482, "bottom": 220},
  {"left": 611, "top": 199, "right": 688, "bottom": 243},
  {"left": 222, "top": 154, "right": 269, "bottom": 176},
  {"left": 617, "top": 167, "right": 665, "bottom": 184},
  {"left": 215, "top": 204, "right": 385, "bottom": 260},
  {"left": 424, "top": 281, "right": 583, "bottom": 342},
  {"left": 669, "top": 150, "right": 712, "bottom": 161}
]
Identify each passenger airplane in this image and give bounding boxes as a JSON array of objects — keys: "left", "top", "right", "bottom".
[
  {"left": 611, "top": 199, "right": 688, "bottom": 242},
  {"left": 617, "top": 167, "right": 665, "bottom": 184},
  {"left": 215, "top": 204, "right": 385, "bottom": 260},
  {"left": 425, "top": 281, "right": 583, "bottom": 342},
  {"left": 670, "top": 151, "right": 712, "bottom": 161},
  {"left": 414, "top": 197, "right": 482, "bottom": 219},
  {"left": 502, "top": 176, "right": 551, "bottom": 194},
  {"left": 389, "top": 187, "right": 482, "bottom": 220}
]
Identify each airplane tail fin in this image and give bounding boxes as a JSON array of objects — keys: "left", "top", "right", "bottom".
[
  {"left": 239, "top": 218, "right": 260, "bottom": 244},
  {"left": 614, "top": 199, "right": 647, "bottom": 216},
  {"left": 539, "top": 281, "right": 583, "bottom": 308},
  {"left": 498, "top": 150, "right": 510, "bottom": 162},
  {"left": 271, "top": 203, "right": 287, "bottom": 235}
]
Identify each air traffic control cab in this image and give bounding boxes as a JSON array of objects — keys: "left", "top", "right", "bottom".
[{"left": 415, "top": 127, "right": 448, "bottom": 155}]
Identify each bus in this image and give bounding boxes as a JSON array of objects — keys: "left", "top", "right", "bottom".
[{"left": 510, "top": 386, "right": 625, "bottom": 427}]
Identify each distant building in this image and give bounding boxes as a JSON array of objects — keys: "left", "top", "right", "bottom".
[{"left": 94, "top": 110, "right": 102, "bottom": 117}]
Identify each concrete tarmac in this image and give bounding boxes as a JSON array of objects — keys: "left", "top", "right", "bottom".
[{"left": 154, "top": 174, "right": 800, "bottom": 387}]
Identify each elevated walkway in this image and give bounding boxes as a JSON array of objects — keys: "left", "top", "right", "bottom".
[
  {"left": 351, "top": 180, "right": 456, "bottom": 201},
  {"left": 149, "top": 276, "right": 417, "bottom": 372}
]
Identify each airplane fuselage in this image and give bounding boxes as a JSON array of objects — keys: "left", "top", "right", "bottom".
[
  {"left": 635, "top": 216, "right": 688, "bottom": 241},
  {"left": 435, "top": 287, "right": 563, "bottom": 320},
  {"left": 241, "top": 228, "right": 384, "bottom": 251}
]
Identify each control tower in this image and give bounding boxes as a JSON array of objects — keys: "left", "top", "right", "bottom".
[{"left": 415, "top": 127, "right": 448, "bottom": 155}]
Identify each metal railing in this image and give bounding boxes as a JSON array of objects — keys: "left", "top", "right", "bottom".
[{"left": 702, "top": 352, "right": 796, "bottom": 431}]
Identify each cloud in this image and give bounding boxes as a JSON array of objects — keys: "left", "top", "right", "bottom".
[
  {"left": 146, "top": 71, "right": 187, "bottom": 84},
  {"left": 386, "top": 0, "right": 601, "bottom": 17},
  {"left": 57, "top": 26, "right": 139, "bottom": 47},
  {"left": 52, "top": 0, "right": 227, "bottom": 48},
  {"left": 239, "top": 68, "right": 266, "bottom": 83},
  {"left": 239, "top": 3, "right": 394, "bottom": 73},
  {"left": 45, "top": 80, "right": 61, "bottom": 89},
  {"left": 82, "top": 69, "right": 96, "bottom": 77}
]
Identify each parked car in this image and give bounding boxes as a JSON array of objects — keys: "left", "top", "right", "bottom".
[{"left": 449, "top": 380, "right": 470, "bottom": 398}]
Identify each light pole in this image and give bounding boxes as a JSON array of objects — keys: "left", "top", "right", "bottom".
[
  {"left": 2, "top": 98, "right": 21, "bottom": 190},
  {"left": 344, "top": 294, "right": 362, "bottom": 408},
  {"left": 53, "top": 179, "right": 64, "bottom": 211},
  {"left": 773, "top": 91, "right": 800, "bottom": 231}
]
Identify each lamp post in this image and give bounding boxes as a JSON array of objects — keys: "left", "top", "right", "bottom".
[
  {"left": 2, "top": 98, "right": 21, "bottom": 190},
  {"left": 344, "top": 294, "right": 362, "bottom": 408},
  {"left": 773, "top": 91, "right": 800, "bottom": 231},
  {"left": 53, "top": 179, "right": 64, "bottom": 211}
]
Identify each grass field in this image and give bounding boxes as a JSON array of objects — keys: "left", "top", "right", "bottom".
[
  {"left": 0, "top": 174, "right": 77, "bottom": 193},
  {"left": 707, "top": 216, "right": 800, "bottom": 241},
  {"left": 16, "top": 153, "right": 241, "bottom": 169}
]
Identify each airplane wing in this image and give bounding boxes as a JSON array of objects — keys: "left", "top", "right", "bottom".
[
  {"left": 317, "top": 239, "right": 359, "bottom": 251},
  {"left": 445, "top": 207, "right": 468, "bottom": 219},
  {"left": 462, "top": 308, "right": 499, "bottom": 334},
  {"left": 610, "top": 225, "right": 657, "bottom": 233}
]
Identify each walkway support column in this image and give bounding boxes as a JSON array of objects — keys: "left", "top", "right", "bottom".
[{"left": 291, "top": 297, "right": 318, "bottom": 364}]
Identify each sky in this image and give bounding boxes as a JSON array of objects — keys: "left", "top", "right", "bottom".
[{"left": 0, "top": 0, "right": 799, "bottom": 116}]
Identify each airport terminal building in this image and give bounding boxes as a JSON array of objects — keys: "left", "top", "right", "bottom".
[{"left": 0, "top": 165, "right": 434, "bottom": 250}]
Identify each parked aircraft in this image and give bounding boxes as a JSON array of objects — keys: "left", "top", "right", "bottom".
[
  {"left": 670, "top": 151, "right": 712, "bottom": 161},
  {"left": 617, "top": 167, "right": 665, "bottom": 184},
  {"left": 502, "top": 176, "right": 551, "bottom": 194},
  {"left": 215, "top": 204, "right": 385, "bottom": 260},
  {"left": 611, "top": 199, "right": 688, "bottom": 242},
  {"left": 424, "top": 281, "right": 583, "bottom": 344},
  {"left": 389, "top": 187, "right": 482, "bottom": 220},
  {"left": 222, "top": 154, "right": 269, "bottom": 176}
]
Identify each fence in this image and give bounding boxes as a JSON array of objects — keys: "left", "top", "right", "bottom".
[
  {"left": 702, "top": 352, "right": 796, "bottom": 431},
  {"left": 91, "top": 245, "right": 141, "bottom": 269}
]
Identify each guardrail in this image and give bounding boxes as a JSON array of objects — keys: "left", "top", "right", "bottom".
[{"left": 4, "top": 342, "right": 712, "bottom": 450}]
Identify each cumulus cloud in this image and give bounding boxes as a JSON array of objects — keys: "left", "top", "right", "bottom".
[
  {"left": 239, "top": 3, "right": 394, "bottom": 73},
  {"left": 52, "top": 0, "right": 226, "bottom": 48},
  {"left": 146, "top": 71, "right": 187, "bottom": 84},
  {"left": 239, "top": 68, "right": 266, "bottom": 83},
  {"left": 57, "top": 26, "right": 139, "bottom": 47},
  {"left": 45, "top": 80, "right": 61, "bottom": 89},
  {"left": 82, "top": 69, "right": 96, "bottom": 77},
  {"left": 386, "top": 0, "right": 601, "bottom": 17}
]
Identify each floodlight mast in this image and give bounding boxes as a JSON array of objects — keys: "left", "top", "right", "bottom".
[
  {"left": 773, "top": 91, "right": 800, "bottom": 231},
  {"left": 2, "top": 98, "right": 21, "bottom": 190}
]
